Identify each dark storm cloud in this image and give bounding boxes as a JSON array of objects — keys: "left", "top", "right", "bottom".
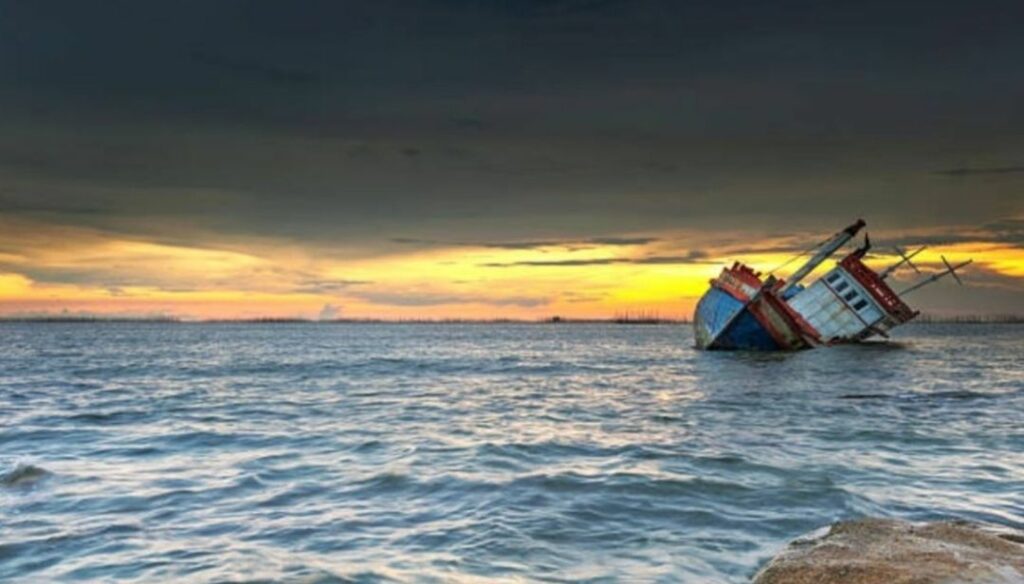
[
  {"left": 7, "top": 267, "right": 152, "bottom": 289},
  {"left": 984, "top": 218, "right": 1024, "bottom": 241},
  {"left": 391, "top": 236, "right": 658, "bottom": 250},
  {"left": 634, "top": 251, "right": 712, "bottom": 264},
  {"left": 0, "top": 191, "right": 107, "bottom": 217},
  {"left": 479, "top": 249, "right": 711, "bottom": 267},
  {"left": 350, "top": 290, "right": 548, "bottom": 307},
  {"left": 588, "top": 237, "right": 661, "bottom": 246},
  {"left": 293, "top": 279, "right": 373, "bottom": 294},
  {"left": 932, "top": 166, "right": 1024, "bottom": 177},
  {"left": 482, "top": 258, "right": 619, "bottom": 267},
  {"left": 880, "top": 218, "right": 1024, "bottom": 248},
  {"left": 189, "top": 51, "right": 322, "bottom": 87},
  {"left": 0, "top": 0, "right": 1022, "bottom": 245}
]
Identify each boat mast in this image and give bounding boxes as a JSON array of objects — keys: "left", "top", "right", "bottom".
[
  {"left": 780, "top": 219, "right": 866, "bottom": 294},
  {"left": 898, "top": 256, "right": 972, "bottom": 296},
  {"left": 879, "top": 246, "right": 925, "bottom": 279}
]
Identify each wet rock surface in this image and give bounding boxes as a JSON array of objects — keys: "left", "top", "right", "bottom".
[{"left": 754, "top": 518, "right": 1024, "bottom": 584}]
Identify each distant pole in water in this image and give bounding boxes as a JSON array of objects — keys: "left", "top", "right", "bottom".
[
  {"left": 780, "top": 219, "right": 866, "bottom": 295},
  {"left": 898, "top": 256, "right": 972, "bottom": 296}
]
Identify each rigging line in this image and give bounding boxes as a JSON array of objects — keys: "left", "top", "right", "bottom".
[
  {"left": 767, "top": 251, "right": 807, "bottom": 274},
  {"left": 767, "top": 235, "right": 830, "bottom": 275}
]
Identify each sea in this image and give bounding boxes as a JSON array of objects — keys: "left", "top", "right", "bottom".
[{"left": 1, "top": 322, "right": 1022, "bottom": 583}]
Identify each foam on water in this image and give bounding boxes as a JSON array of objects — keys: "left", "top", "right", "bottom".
[{"left": 1, "top": 322, "right": 1022, "bottom": 582}]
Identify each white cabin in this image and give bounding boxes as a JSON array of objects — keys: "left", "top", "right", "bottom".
[{"left": 787, "top": 267, "right": 887, "bottom": 343}]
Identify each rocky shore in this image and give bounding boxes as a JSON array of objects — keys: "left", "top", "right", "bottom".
[{"left": 754, "top": 518, "right": 1024, "bottom": 583}]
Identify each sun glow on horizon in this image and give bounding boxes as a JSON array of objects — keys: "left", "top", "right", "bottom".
[{"left": 0, "top": 217, "right": 1022, "bottom": 320}]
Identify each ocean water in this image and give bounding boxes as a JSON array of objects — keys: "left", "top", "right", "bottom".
[{"left": 1, "top": 323, "right": 1022, "bottom": 583}]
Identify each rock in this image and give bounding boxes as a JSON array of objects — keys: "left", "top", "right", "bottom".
[{"left": 753, "top": 518, "right": 1024, "bottom": 584}]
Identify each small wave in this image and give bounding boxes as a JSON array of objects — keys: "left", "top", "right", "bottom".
[
  {"left": 921, "top": 390, "right": 996, "bottom": 401},
  {"left": 352, "top": 439, "right": 385, "bottom": 453},
  {"left": 852, "top": 340, "right": 909, "bottom": 350},
  {"left": 66, "top": 409, "right": 151, "bottom": 424},
  {"left": 1, "top": 462, "right": 50, "bottom": 487},
  {"left": 477, "top": 440, "right": 631, "bottom": 462},
  {"left": 841, "top": 390, "right": 1004, "bottom": 401},
  {"left": 352, "top": 471, "right": 415, "bottom": 492}
]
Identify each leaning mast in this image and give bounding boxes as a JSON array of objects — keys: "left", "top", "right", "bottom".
[{"left": 780, "top": 219, "right": 866, "bottom": 295}]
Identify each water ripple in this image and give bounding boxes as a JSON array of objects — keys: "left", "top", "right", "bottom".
[
  {"left": 0, "top": 322, "right": 1021, "bottom": 582},
  {"left": 0, "top": 463, "right": 50, "bottom": 488}
]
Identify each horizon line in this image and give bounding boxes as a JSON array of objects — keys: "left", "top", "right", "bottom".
[{"left": 2, "top": 315, "right": 1024, "bottom": 324}]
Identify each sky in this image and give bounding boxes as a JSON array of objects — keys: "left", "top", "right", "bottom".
[{"left": 0, "top": 0, "right": 1022, "bottom": 320}]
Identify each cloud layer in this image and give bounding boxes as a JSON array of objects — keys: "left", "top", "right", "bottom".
[{"left": 0, "top": 1, "right": 1021, "bottom": 317}]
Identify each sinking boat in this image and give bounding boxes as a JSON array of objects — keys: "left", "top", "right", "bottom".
[{"left": 693, "top": 219, "right": 971, "bottom": 350}]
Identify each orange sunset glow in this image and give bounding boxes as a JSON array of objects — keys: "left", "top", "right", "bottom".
[{"left": 2, "top": 215, "right": 1021, "bottom": 320}]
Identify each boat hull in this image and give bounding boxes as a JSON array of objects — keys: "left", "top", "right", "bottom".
[{"left": 693, "top": 286, "right": 783, "bottom": 351}]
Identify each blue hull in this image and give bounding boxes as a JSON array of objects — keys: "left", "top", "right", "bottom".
[{"left": 693, "top": 286, "right": 781, "bottom": 350}]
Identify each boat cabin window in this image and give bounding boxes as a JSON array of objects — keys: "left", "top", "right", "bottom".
[
  {"left": 834, "top": 281, "right": 849, "bottom": 292},
  {"left": 826, "top": 272, "right": 841, "bottom": 283},
  {"left": 843, "top": 290, "right": 857, "bottom": 302},
  {"left": 853, "top": 299, "right": 869, "bottom": 311}
]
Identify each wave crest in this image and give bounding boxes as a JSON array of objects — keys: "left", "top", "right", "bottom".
[{"left": 1, "top": 462, "right": 50, "bottom": 487}]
